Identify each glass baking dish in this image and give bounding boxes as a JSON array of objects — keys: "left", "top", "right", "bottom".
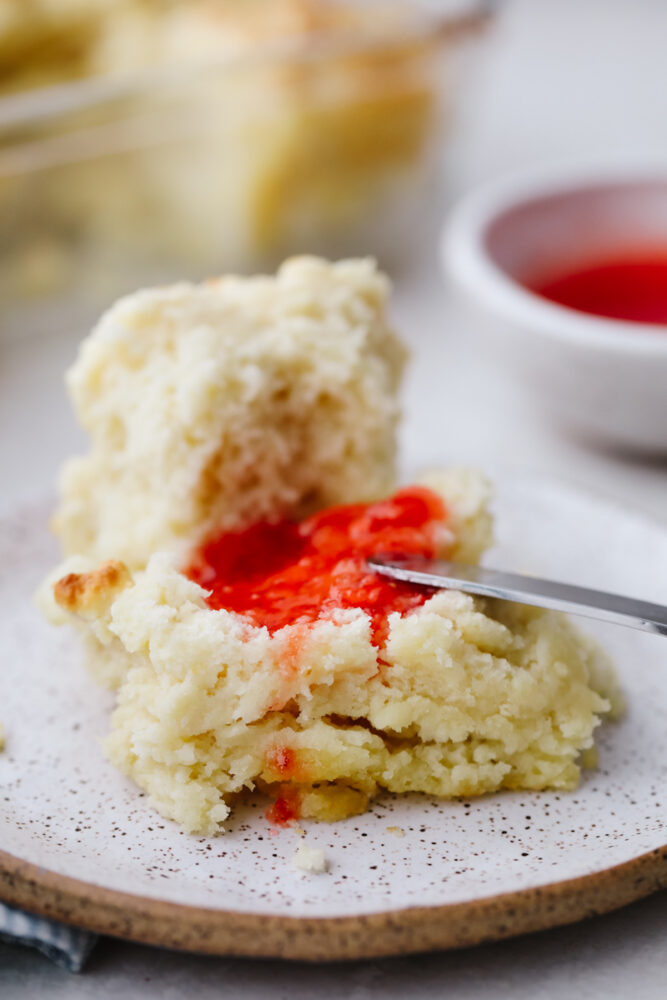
[{"left": 0, "top": 1, "right": 491, "bottom": 343}]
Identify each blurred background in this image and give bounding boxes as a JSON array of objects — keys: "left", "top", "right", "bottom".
[
  {"left": 0, "top": 0, "right": 483, "bottom": 327},
  {"left": 1, "top": 0, "right": 666, "bottom": 521}
]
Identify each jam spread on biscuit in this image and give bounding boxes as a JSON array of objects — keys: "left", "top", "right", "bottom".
[
  {"left": 266, "top": 745, "right": 299, "bottom": 778},
  {"left": 185, "top": 486, "right": 445, "bottom": 645}
]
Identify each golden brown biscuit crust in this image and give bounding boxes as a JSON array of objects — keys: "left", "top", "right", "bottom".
[{"left": 54, "top": 560, "right": 131, "bottom": 617}]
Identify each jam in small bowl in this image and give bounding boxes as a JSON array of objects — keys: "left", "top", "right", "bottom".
[{"left": 442, "top": 165, "right": 667, "bottom": 452}]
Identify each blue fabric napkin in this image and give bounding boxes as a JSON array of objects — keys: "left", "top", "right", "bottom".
[{"left": 0, "top": 902, "right": 97, "bottom": 972}]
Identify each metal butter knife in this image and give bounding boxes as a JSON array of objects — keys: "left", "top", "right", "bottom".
[{"left": 367, "top": 555, "right": 667, "bottom": 637}]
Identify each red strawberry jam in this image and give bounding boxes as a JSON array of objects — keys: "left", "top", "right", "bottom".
[
  {"left": 528, "top": 253, "right": 667, "bottom": 325},
  {"left": 185, "top": 486, "right": 445, "bottom": 646},
  {"left": 266, "top": 794, "right": 301, "bottom": 827}
]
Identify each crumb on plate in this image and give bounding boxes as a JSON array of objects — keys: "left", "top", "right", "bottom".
[{"left": 291, "top": 842, "right": 328, "bottom": 875}]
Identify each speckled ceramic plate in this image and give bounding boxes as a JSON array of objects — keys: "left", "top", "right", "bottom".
[{"left": 1, "top": 477, "right": 667, "bottom": 960}]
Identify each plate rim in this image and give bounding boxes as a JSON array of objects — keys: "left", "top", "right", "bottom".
[{"left": 1, "top": 844, "right": 667, "bottom": 959}]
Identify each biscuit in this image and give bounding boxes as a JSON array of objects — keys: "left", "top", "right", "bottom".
[
  {"left": 40, "top": 257, "right": 619, "bottom": 835},
  {"left": 42, "top": 474, "right": 617, "bottom": 835},
  {"left": 54, "top": 257, "right": 406, "bottom": 569}
]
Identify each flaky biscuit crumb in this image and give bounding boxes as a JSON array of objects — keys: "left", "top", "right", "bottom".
[{"left": 291, "top": 843, "right": 328, "bottom": 875}]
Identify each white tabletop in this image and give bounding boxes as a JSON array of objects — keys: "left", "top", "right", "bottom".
[{"left": 2, "top": 0, "right": 667, "bottom": 995}]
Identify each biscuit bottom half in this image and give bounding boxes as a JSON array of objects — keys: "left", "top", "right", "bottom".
[{"left": 40, "top": 474, "right": 620, "bottom": 835}]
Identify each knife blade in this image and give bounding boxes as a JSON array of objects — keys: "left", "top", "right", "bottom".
[{"left": 366, "top": 554, "right": 667, "bottom": 636}]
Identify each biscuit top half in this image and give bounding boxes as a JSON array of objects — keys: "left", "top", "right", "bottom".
[{"left": 54, "top": 256, "right": 407, "bottom": 570}]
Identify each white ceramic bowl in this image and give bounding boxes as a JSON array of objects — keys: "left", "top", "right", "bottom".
[{"left": 442, "top": 164, "right": 667, "bottom": 452}]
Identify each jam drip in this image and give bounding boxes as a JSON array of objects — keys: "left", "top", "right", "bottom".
[
  {"left": 266, "top": 794, "right": 300, "bottom": 827},
  {"left": 185, "top": 486, "right": 445, "bottom": 646}
]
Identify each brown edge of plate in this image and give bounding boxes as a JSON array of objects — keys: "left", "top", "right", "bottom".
[{"left": 1, "top": 844, "right": 667, "bottom": 960}]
